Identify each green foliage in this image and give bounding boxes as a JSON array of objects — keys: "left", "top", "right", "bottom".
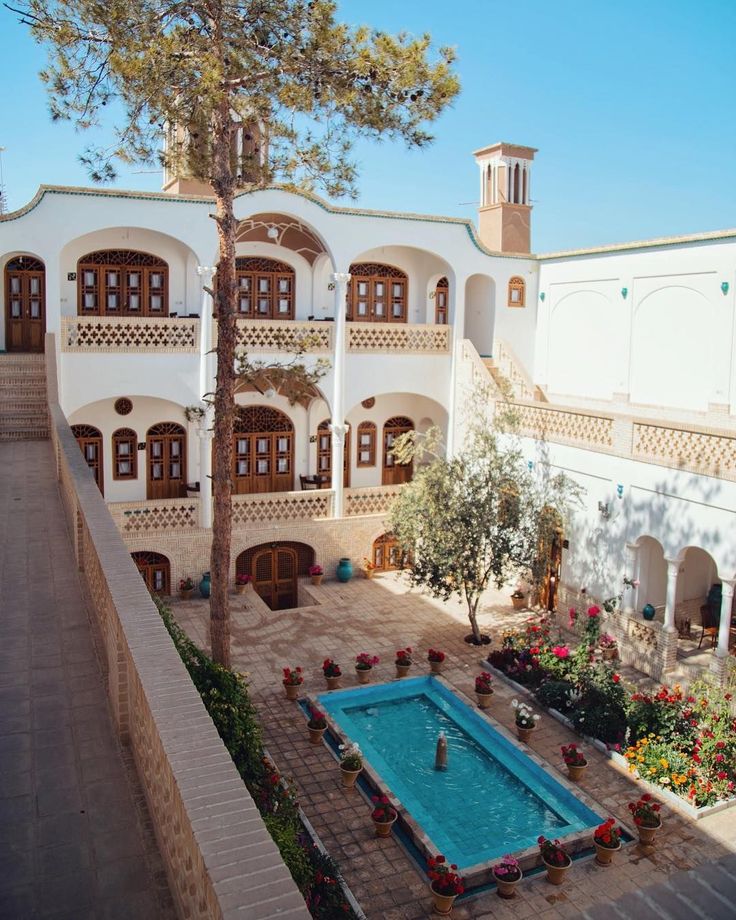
[
  {"left": 535, "top": 679, "right": 576, "bottom": 713},
  {"left": 263, "top": 812, "right": 313, "bottom": 891},
  {"left": 570, "top": 666, "right": 628, "bottom": 744}
]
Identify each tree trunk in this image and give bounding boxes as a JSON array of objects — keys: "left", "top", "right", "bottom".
[
  {"left": 209, "top": 98, "right": 237, "bottom": 668},
  {"left": 467, "top": 595, "right": 482, "bottom": 644}
]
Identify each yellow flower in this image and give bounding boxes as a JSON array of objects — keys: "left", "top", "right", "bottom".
[
  {"left": 659, "top": 758, "right": 669, "bottom": 769},
  {"left": 649, "top": 767, "right": 657, "bottom": 774},
  {"left": 637, "top": 755, "right": 645, "bottom": 763}
]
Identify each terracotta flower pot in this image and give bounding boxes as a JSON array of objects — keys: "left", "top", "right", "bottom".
[
  {"left": 543, "top": 856, "right": 571, "bottom": 885},
  {"left": 601, "top": 647, "right": 617, "bottom": 661},
  {"left": 324, "top": 676, "right": 341, "bottom": 690},
  {"left": 476, "top": 690, "right": 493, "bottom": 709},
  {"left": 311, "top": 574, "right": 323, "bottom": 586},
  {"left": 429, "top": 660, "right": 443, "bottom": 674},
  {"left": 179, "top": 588, "right": 195, "bottom": 600},
  {"left": 283, "top": 682, "right": 300, "bottom": 701},
  {"left": 340, "top": 766, "right": 361, "bottom": 788},
  {"left": 364, "top": 568, "right": 375, "bottom": 579},
  {"left": 372, "top": 810, "right": 397, "bottom": 838},
  {"left": 511, "top": 595, "right": 526, "bottom": 610},
  {"left": 594, "top": 841, "right": 620, "bottom": 866},
  {"left": 492, "top": 870, "right": 521, "bottom": 899},
  {"left": 234, "top": 583, "right": 247, "bottom": 595},
  {"left": 395, "top": 663, "right": 411, "bottom": 678},
  {"left": 567, "top": 762, "right": 588, "bottom": 782},
  {"left": 308, "top": 726, "right": 326, "bottom": 745},
  {"left": 638, "top": 820, "right": 661, "bottom": 847},
  {"left": 516, "top": 724, "right": 535, "bottom": 743},
  {"left": 356, "top": 666, "right": 372, "bottom": 684},
  {"left": 429, "top": 883, "right": 458, "bottom": 915}
]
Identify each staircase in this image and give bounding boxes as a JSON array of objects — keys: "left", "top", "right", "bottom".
[{"left": 0, "top": 354, "right": 49, "bottom": 441}]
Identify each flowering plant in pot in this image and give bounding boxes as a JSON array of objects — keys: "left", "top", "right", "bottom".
[
  {"left": 427, "top": 648, "right": 446, "bottom": 673},
  {"left": 537, "top": 836, "right": 571, "bottom": 884},
  {"left": 427, "top": 854, "right": 464, "bottom": 913},
  {"left": 370, "top": 794, "right": 397, "bottom": 837},
  {"left": 322, "top": 658, "right": 342, "bottom": 689},
  {"left": 307, "top": 707, "right": 327, "bottom": 744},
  {"left": 561, "top": 743, "right": 588, "bottom": 781},
  {"left": 355, "top": 652, "right": 379, "bottom": 683},
  {"left": 599, "top": 633, "right": 618, "bottom": 660},
  {"left": 309, "top": 563, "right": 324, "bottom": 585},
  {"left": 178, "top": 576, "right": 195, "bottom": 598},
  {"left": 510, "top": 588, "right": 526, "bottom": 610},
  {"left": 492, "top": 854, "right": 522, "bottom": 898},
  {"left": 395, "top": 647, "right": 412, "bottom": 677},
  {"left": 628, "top": 794, "right": 662, "bottom": 846},
  {"left": 281, "top": 666, "right": 303, "bottom": 700},
  {"left": 338, "top": 742, "right": 363, "bottom": 787},
  {"left": 474, "top": 671, "right": 494, "bottom": 708},
  {"left": 512, "top": 699, "right": 540, "bottom": 741},
  {"left": 593, "top": 818, "right": 623, "bottom": 866},
  {"left": 234, "top": 572, "right": 252, "bottom": 594},
  {"left": 362, "top": 557, "right": 377, "bottom": 578}
]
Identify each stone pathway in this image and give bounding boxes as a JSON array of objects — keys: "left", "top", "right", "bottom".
[
  {"left": 174, "top": 575, "right": 736, "bottom": 920},
  {"left": 0, "top": 441, "right": 174, "bottom": 920}
]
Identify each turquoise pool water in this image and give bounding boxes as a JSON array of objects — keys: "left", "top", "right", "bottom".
[{"left": 317, "top": 677, "right": 602, "bottom": 869}]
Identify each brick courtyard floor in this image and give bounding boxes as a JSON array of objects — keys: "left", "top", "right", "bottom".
[{"left": 173, "top": 574, "right": 736, "bottom": 920}]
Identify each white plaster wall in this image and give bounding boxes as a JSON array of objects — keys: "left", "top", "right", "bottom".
[
  {"left": 637, "top": 537, "right": 667, "bottom": 611},
  {"left": 343, "top": 354, "right": 450, "bottom": 410}
]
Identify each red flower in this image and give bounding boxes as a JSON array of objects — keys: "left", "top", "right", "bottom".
[
  {"left": 612, "top": 673, "right": 620, "bottom": 683},
  {"left": 587, "top": 605, "right": 600, "bottom": 617}
]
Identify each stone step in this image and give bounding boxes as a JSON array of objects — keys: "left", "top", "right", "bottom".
[{"left": 0, "top": 428, "right": 49, "bottom": 441}]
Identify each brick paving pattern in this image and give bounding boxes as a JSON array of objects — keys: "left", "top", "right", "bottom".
[
  {"left": 175, "top": 576, "right": 736, "bottom": 920},
  {"left": 0, "top": 441, "right": 174, "bottom": 920}
]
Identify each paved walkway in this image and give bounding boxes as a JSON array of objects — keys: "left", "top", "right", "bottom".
[
  {"left": 0, "top": 441, "right": 174, "bottom": 920},
  {"left": 175, "top": 575, "right": 736, "bottom": 920}
]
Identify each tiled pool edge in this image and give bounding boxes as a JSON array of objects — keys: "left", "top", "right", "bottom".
[{"left": 482, "top": 657, "right": 736, "bottom": 821}]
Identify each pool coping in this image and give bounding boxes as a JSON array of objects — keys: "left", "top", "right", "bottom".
[{"left": 304, "top": 675, "right": 635, "bottom": 892}]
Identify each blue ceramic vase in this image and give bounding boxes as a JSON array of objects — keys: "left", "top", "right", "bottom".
[
  {"left": 336, "top": 558, "right": 353, "bottom": 583},
  {"left": 642, "top": 603, "right": 656, "bottom": 621},
  {"left": 199, "top": 572, "right": 211, "bottom": 598}
]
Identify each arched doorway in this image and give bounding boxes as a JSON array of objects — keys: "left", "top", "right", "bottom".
[
  {"left": 5, "top": 256, "right": 45, "bottom": 352},
  {"left": 382, "top": 416, "right": 413, "bottom": 485},
  {"left": 71, "top": 424, "right": 103, "bottom": 494},
  {"left": 348, "top": 263, "right": 407, "bottom": 323},
  {"left": 435, "top": 277, "right": 449, "bottom": 324},
  {"left": 317, "top": 419, "right": 350, "bottom": 487},
  {"left": 372, "top": 533, "right": 402, "bottom": 572},
  {"left": 234, "top": 257, "right": 295, "bottom": 319},
  {"left": 146, "top": 422, "right": 186, "bottom": 499},
  {"left": 537, "top": 507, "right": 564, "bottom": 611},
  {"left": 236, "top": 541, "right": 315, "bottom": 610},
  {"left": 232, "top": 406, "right": 293, "bottom": 493},
  {"left": 131, "top": 551, "right": 170, "bottom": 595}
]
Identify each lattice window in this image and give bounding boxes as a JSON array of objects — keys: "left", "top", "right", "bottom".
[
  {"left": 235, "top": 406, "right": 293, "bottom": 432},
  {"left": 113, "top": 428, "right": 137, "bottom": 480},
  {"left": 435, "top": 276, "right": 449, "bottom": 324},
  {"left": 77, "top": 250, "right": 168, "bottom": 316},
  {"left": 232, "top": 257, "right": 295, "bottom": 320},
  {"left": 361, "top": 397, "right": 376, "bottom": 409},
  {"left": 6, "top": 256, "right": 44, "bottom": 272},
  {"left": 71, "top": 424, "right": 104, "bottom": 494},
  {"left": 357, "top": 421, "right": 376, "bottom": 467},
  {"left": 114, "top": 397, "right": 133, "bottom": 415},
  {"left": 508, "top": 276, "right": 525, "bottom": 308},
  {"left": 348, "top": 263, "right": 407, "bottom": 323},
  {"left": 131, "top": 550, "right": 170, "bottom": 595}
]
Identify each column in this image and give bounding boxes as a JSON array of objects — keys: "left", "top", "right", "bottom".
[
  {"left": 196, "top": 266, "right": 216, "bottom": 402},
  {"left": 716, "top": 579, "right": 735, "bottom": 658},
  {"left": 623, "top": 542, "right": 640, "bottom": 614},
  {"left": 330, "top": 271, "right": 351, "bottom": 518},
  {"left": 664, "top": 558, "right": 680, "bottom": 633},
  {"left": 196, "top": 408, "right": 214, "bottom": 529}
]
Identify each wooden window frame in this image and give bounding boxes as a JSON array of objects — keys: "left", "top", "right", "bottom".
[
  {"left": 435, "top": 277, "right": 449, "bottom": 324},
  {"left": 77, "top": 250, "right": 169, "bottom": 317},
  {"left": 382, "top": 416, "right": 413, "bottom": 485},
  {"left": 131, "top": 551, "right": 171, "bottom": 596},
  {"left": 231, "top": 406, "right": 294, "bottom": 493},
  {"left": 71, "top": 424, "right": 104, "bottom": 494},
  {"left": 234, "top": 257, "right": 295, "bottom": 320},
  {"left": 356, "top": 421, "right": 376, "bottom": 467},
  {"left": 146, "top": 422, "right": 186, "bottom": 499},
  {"left": 508, "top": 276, "right": 526, "bottom": 308},
  {"left": 112, "top": 428, "right": 138, "bottom": 480},
  {"left": 347, "top": 262, "right": 408, "bottom": 324}
]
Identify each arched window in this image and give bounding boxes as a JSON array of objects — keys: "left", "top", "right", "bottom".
[
  {"left": 234, "top": 257, "right": 294, "bottom": 319},
  {"left": 382, "top": 416, "right": 413, "bottom": 485},
  {"left": 112, "top": 428, "right": 137, "bottom": 480},
  {"left": 357, "top": 421, "right": 376, "bottom": 467},
  {"left": 146, "top": 422, "right": 186, "bottom": 499},
  {"left": 71, "top": 424, "right": 103, "bottom": 494},
  {"left": 372, "top": 533, "right": 403, "bottom": 571},
  {"left": 435, "top": 277, "right": 449, "bottom": 324},
  {"left": 508, "top": 276, "right": 525, "bottom": 308},
  {"left": 513, "top": 163, "right": 520, "bottom": 204},
  {"left": 348, "top": 263, "right": 407, "bottom": 323},
  {"left": 77, "top": 250, "right": 168, "bottom": 316},
  {"left": 317, "top": 419, "right": 350, "bottom": 487},
  {"left": 232, "top": 406, "right": 293, "bottom": 493},
  {"left": 5, "top": 256, "right": 45, "bottom": 353},
  {"left": 132, "top": 551, "right": 170, "bottom": 595}
]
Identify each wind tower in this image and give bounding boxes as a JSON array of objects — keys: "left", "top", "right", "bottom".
[{"left": 473, "top": 142, "right": 537, "bottom": 253}]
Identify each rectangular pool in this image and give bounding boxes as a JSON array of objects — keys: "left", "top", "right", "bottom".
[{"left": 317, "top": 676, "right": 602, "bottom": 870}]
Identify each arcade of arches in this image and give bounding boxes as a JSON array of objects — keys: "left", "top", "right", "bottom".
[{"left": 237, "top": 542, "right": 315, "bottom": 610}]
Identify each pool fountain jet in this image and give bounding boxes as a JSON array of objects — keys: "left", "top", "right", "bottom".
[{"left": 434, "top": 731, "right": 448, "bottom": 771}]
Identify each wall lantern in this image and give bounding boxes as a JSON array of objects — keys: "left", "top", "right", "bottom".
[
  {"left": 527, "top": 460, "right": 534, "bottom": 471},
  {"left": 616, "top": 483, "right": 624, "bottom": 499},
  {"left": 722, "top": 282, "right": 730, "bottom": 296},
  {"left": 621, "top": 287, "right": 628, "bottom": 299},
  {"left": 429, "top": 291, "right": 436, "bottom": 299},
  {"left": 539, "top": 292, "right": 545, "bottom": 302}
]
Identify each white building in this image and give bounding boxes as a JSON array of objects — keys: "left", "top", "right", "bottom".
[{"left": 2, "top": 140, "right": 734, "bottom": 679}]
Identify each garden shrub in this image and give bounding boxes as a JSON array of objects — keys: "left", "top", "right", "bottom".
[{"left": 535, "top": 679, "right": 576, "bottom": 713}]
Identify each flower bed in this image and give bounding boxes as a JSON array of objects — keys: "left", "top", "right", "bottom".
[{"left": 487, "top": 613, "right": 736, "bottom": 810}]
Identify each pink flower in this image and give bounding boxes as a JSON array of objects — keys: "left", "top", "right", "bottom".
[
  {"left": 587, "top": 605, "right": 600, "bottom": 618},
  {"left": 552, "top": 645, "right": 570, "bottom": 659}
]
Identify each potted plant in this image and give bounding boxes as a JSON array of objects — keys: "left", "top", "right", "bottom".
[
  {"left": 599, "top": 633, "right": 618, "bottom": 661},
  {"left": 322, "top": 658, "right": 342, "bottom": 690},
  {"left": 178, "top": 576, "right": 196, "bottom": 600},
  {"left": 510, "top": 588, "right": 526, "bottom": 611},
  {"left": 512, "top": 699, "right": 540, "bottom": 743},
  {"left": 428, "top": 648, "right": 446, "bottom": 674},
  {"left": 370, "top": 794, "right": 398, "bottom": 838},
  {"left": 307, "top": 706, "right": 327, "bottom": 744},
  {"left": 309, "top": 563, "right": 324, "bottom": 586},
  {"left": 561, "top": 743, "right": 588, "bottom": 781},
  {"left": 427, "top": 854, "right": 464, "bottom": 915},
  {"left": 355, "top": 652, "right": 379, "bottom": 684},
  {"left": 537, "top": 836, "right": 571, "bottom": 885},
  {"left": 362, "top": 557, "right": 376, "bottom": 579},
  {"left": 281, "top": 666, "right": 303, "bottom": 701},
  {"left": 336, "top": 557, "right": 353, "bottom": 582},
  {"left": 395, "top": 647, "right": 413, "bottom": 678},
  {"left": 592, "top": 817, "right": 622, "bottom": 866},
  {"left": 492, "top": 854, "right": 522, "bottom": 899},
  {"left": 234, "top": 572, "right": 252, "bottom": 595},
  {"left": 338, "top": 742, "right": 363, "bottom": 787},
  {"left": 628, "top": 794, "right": 662, "bottom": 847},
  {"left": 474, "top": 671, "right": 494, "bottom": 709}
]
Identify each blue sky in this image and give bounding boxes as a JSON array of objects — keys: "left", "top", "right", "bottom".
[{"left": 1, "top": 0, "right": 734, "bottom": 251}]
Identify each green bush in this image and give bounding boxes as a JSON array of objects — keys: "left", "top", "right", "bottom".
[{"left": 535, "top": 679, "right": 576, "bottom": 713}]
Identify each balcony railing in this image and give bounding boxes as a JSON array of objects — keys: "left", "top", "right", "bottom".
[
  {"left": 231, "top": 489, "right": 334, "bottom": 526},
  {"left": 344, "top": 484, "right": 405, "bottom": 516},
  {"left": 234, "top": 319, "right": 333, "bottom": 352},
  {"left": 61, "top": 316, "right": 199, "bottom": 353},
  {"left": 108, "top": 497, "right": 200, "bottom": 533},
  {"left": 347, "top": 322, "right": 450, "bottom": 354}
]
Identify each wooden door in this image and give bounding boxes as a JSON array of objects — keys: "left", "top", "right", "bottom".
[
  {"left": 348, "top": 264, "right": 407, "bottom": 323},
  {"left": 252, "top": 546, "right": 298, "bottom": 610},
  {"left": 539, "top": 526, "right": 564, "bottom": 611},
  {"left": 232, "top": 407, "right": 293, "bottom": 494},
  {"left": 317, "top": 420, "right": 349, "bottom": 487},
  {"left": 71, "top": 425, "right": 103, "bottom": 495},
  {"left": 147, "top": 423, "right": 186, "bottom": 499},
  {"left": 131, "top": 551, "right": 170, "bottom": 595},
  {"left": 5, "top": 258, "right": 45, "bottom": 353},
  {"left": 372, "top": 533, "right": 402, "bottom": 572},
  {"left": 382, "top": 416, "right": 413, "bottom": 485}
]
